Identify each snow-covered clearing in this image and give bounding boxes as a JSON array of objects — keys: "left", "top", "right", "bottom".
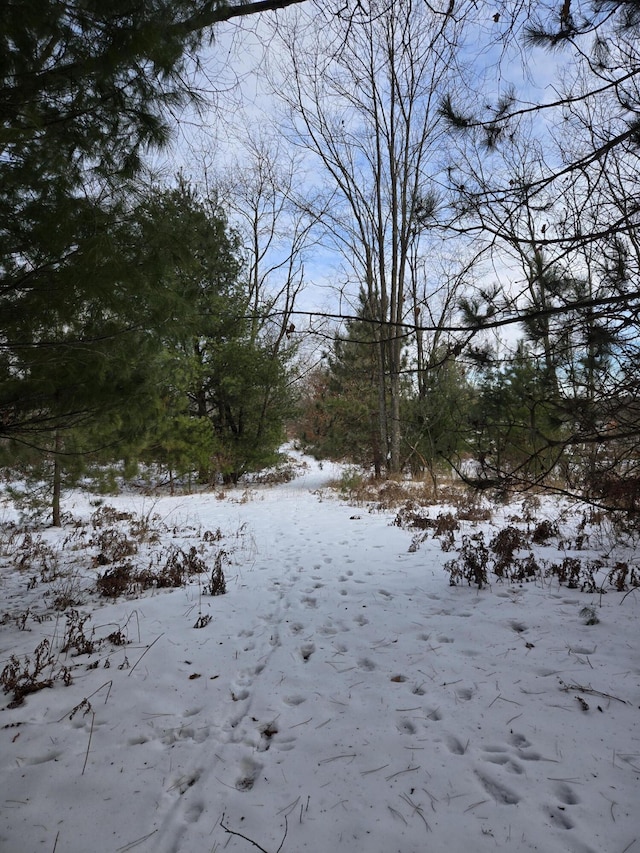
[{"left": 0, "top": 455, "right": 638, "bottom": 853}]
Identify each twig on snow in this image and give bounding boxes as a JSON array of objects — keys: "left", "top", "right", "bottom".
[
  {"left": 318, "top": 753, "right": 356, "bottom": 764},
  {"left": 220, "top": 814, "right": 288, "bottom": 853},
  {"left": 116, "top": 829, "right": 159, "bottom": 852},
  {"left": 399, "top": 792, "right": 432, "bottom": 832},
  {"left": 385, "top": 765, "right": 420, "bottom": 781},
  {"left": 558, "top": 679, "right": 629, "bottom": 704}
]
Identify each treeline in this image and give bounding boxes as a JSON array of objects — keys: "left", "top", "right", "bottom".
[
  {"left": 2, "top": 1, "right": 640, "bottom": 518},
  {"left": 1, "top": 179, "right": 295, "bottom": 516}
]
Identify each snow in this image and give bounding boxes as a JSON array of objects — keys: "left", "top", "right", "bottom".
[{"left": 0, "top": 454, "right": 638, "bottom": 853}]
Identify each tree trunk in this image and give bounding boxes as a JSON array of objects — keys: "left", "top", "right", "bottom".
[{"left": 52, "top": 431, "right": 62, "bottom": 527}]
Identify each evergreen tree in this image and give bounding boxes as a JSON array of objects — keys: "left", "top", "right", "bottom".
[
  {"left": 402, "top": 355, "right": 474, "bottom": 488},
  {"left": 0, "top": 0, "right": 306, "bottom": 444},
  {"left": 468, "top": 343, "right": 565, "bottom": 486},
  {"left": 297, "top": 299, "right": 391, "bottom": 473}
]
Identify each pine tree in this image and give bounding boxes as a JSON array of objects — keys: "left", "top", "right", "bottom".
[{"left": 0, "top": 0, "right": 306, "bottom": 443}]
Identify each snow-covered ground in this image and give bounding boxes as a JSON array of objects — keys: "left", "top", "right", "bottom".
[{"left": 0, "top": 455, "right": 638, "bottom": 853}]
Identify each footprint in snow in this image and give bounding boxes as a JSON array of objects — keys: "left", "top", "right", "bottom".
[
  {"left": 554, "top": 782, "right": 580, "bottom": 805},
  {"left": 509, "top": 732, "right": 531, "bottom": 749},
  {"left": 300, "top": 642, "right": 315, "bottom": 661},
  {"left": 185, "top": 800, "right": 205, "bottom": 824},
  {"left": 235, "top": 756, "right": 263, "bottom": 791},
  {"left": 483, "top": 752, "right": 524, "bottom": 775},
  {"left": 455, "top": 686, "right": 474, "bottom": 702},
  {"left": 475, "top": 770, "right": 521, "bottom": 805},
  {"left": 397, "top": 718, "right": 417, "bottom": 735},
  {"left": 544, "top": 804, "right": 575, "bottom": 830},
  {"left": 445, "top": 734, "right": 467, "bottom": 755}
]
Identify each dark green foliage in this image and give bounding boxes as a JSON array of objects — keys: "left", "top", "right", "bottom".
[
  {"left": 0, "top": 0, "right": 294, "bottom": 494},
  {"left": 402, "top": 355, "right": 474, "bottom": 479},
  {"left": 466, "top": 343, "right": 565, "bottom": 485}
]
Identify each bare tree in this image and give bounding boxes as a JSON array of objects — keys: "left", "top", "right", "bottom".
[
  {"left": 211, "top": 130, "right": 318, "bottom": 353},
  {"left": 271, "top": 0, "right": 472, "bottom": 473}
]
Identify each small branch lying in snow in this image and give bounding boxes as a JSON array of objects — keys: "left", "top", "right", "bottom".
[
  {"left": 558, "top": 679, "right": 629, "bottom": 704},
  {"left": 318, "top": 753, "right": 356, "bottom": 764},
  {"left": 360, "top": 764, "right": 390, "bottom": 776},
  {"left": 385, "top": 765, "right": 420, "bottom": 782},
  {"left": 220, "top": 814, "right": 288, "bottom": 853},
  {"left": 116, "top": 829, "right": 159, "bottom": 852}
]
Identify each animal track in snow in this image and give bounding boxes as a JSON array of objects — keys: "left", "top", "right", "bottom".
[
  {"left": 475, "top": 770, "right": 521, "bottom": 805},
  {"left": 455, "top": 686, "right": 474, "bottom": 702},
  {"left": 554, "top": 782, "right": 580, "bottom": 805},
  {"left": 185, "top": 800, "right": 205, "bottom": 824},
  {"left": 300, "top": 642, "right": 315, "bottom": 661},
  {"left": 358, "top": 657, "right": 376, "bottom": 671},
  {"left": 283, "top": 694, "right": 306, "bottom": 706},
  {"left": 231, "top": 687, "right": 250, "bottom": 702},
  {"left": 544, "top": 805, "right": 575, "bottom": 830},
  {"left": 397, "top": 718, "right": 417, "bottom": 735},
  {"left": 168, "top": 768, "right": 202, "bottom": 796},
  {"left": 23, "top": 749, "right": 63, "bottom": 765},
  {"left": 354, "top": 613, "right": 369, "bottom": 626},
  {"left": 483, "top": 752, "right": 524, "bottom": 774},
  {"left": 235, "top": 756, "right": 262, "bottom": 791},
  {"left": 445, "top": 735, "right": 467, "bottom": 755},
  {"left": 437, "top": 635, "right": 454, "bottom": 644},
  {"left": 301, "top": 596, "right": 317, "bottom": 609}
]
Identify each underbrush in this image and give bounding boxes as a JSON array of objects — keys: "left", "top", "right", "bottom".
[
  {"left": 0, "top": 504, "right": 232, "bottom": 709},
  {"left": 393, "top": 496, "right": 640, "bottom": 594}
]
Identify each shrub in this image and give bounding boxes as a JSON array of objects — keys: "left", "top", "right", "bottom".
[
  {"left": 490, "top": 526, "right": 528, "bottom": 579},
  {"left": 1, "top": 639, "right": 72, "bottom": 708},
  {"left": 444, "top": 533, "right": 490, "bottom": 589},
  {"left": 531, "top": 519, "right": 559, "bottom": 544}
]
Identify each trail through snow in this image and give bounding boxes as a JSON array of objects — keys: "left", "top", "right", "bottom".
[{"left": 0, "top": 455, "right": 638, "bottom": 853}]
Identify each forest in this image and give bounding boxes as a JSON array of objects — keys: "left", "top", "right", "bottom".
[
  {"left": 1, "top": 6, "right": 639, "bottom": 852},
  {"left": 1, "top": 0, "right": 639, "bottom": 518}
]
